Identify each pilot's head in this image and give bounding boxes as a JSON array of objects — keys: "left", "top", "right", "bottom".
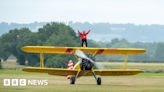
[{"left": 83, "top": 31, "right": 85, "bottom": 33}]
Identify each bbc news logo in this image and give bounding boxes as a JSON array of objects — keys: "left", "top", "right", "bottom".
[{"left": 3, "top": 79, "right": 48, "bottom": 86}]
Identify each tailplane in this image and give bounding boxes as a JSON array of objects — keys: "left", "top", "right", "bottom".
[{"left": 67, "top": 60, "right": 74, "bottom": 80}]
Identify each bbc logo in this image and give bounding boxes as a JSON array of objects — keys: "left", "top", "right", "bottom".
[{"left": 3, "top": 79, "right": 26, "bottom": 86}]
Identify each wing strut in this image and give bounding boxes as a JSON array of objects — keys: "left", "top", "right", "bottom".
[
  {"left": 40, "top": 53, "right": 44, "bottom": 68},
  {"left": 123, "top": 54, "right": 128, "bottom": 69}
]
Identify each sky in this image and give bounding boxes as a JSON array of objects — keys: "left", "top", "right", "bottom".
[{"left": 0, "top": 0, "right": 164, "bottom": 24}]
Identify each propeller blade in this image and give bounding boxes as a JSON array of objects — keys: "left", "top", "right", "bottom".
[
  {"left": 95, "top": 63, "right": 104, "bottom": 69},
  {"left": 75, "top": 50, "right": 104, "bottom": 69},
  {"left": 75, "top": 50, "right": 89, "bottom": 60}
]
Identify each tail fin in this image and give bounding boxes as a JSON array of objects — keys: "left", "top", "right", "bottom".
[
  {"left": 67, "top": 60, "right": 74, "bottom": 70},
  {"left": 67, "top": 60, "right": 74, "bottom": 80}
]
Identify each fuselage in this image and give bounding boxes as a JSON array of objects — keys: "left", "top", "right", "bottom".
[{"left": 73, "top": 58, "right": 94, "bottom": 71}]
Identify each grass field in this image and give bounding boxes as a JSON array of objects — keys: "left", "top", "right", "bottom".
[
  {"left": 0, "top": 70, "right": 164, "bottom": 92},
  {"left": 0, "top": 61, "right": 164, "bottom": 92},
  {"left": 98, "top": 62, "right": 164, "bottom": 73}
]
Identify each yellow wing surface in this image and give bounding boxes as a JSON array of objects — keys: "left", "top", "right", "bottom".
[
  {"left": 22, "top": 67, "right": 78, "bottom": 76},
  {"left": 23, "top": 67, "right": 143, "bottom": 76},
  {"left": 22, "top": 46, "right": 146, "bottom": 55}
]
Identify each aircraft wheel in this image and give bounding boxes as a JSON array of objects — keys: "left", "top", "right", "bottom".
[
  {"left": 97, "top": 77, "right": 101, "bottom": 85},
  {"left": 70, "top": 77, "right": 75, "bottom": 84}
]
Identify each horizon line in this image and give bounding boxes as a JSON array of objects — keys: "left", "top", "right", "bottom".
[{"left": 0, "top": 21, "right": 164, "bottom": 26}]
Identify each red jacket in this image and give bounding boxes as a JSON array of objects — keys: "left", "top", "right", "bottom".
[{"left": 78, "top": 30, "right": 90, "bottom": 41}]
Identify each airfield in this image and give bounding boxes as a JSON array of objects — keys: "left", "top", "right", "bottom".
[{"left": 0, "top": 61, "right": 164, "bottom": 92}]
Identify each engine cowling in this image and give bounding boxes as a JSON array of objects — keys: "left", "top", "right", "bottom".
[{"left": 80, "top": 58, "right": 93, "bottom": 70}]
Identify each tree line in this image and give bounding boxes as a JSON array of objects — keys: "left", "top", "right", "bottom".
[
  {"left": 96, "top": 38, "right": 164, "bottom": 62},
  {"left": 0, "top": 22, "right": 164, "bottom": 69},
  {"left": 0, "top": 22, "right": 81, "bottom": 68}
]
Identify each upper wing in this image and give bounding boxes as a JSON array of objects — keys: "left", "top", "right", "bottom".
[
  {"left": 22, "top": 67, "right": 78, "bottom": 76},
  {"left": 22, "top": 46, "right": 146, "bottom": 55}
]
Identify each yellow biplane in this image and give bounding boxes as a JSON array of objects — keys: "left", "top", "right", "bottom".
[{"left": 21, "top": 46, "right": 146, "bottom": 85}]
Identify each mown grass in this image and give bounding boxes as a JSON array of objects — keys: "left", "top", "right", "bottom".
[
  {"left": 0, "top": 70, "right": 164, "bottom": 77},
  {"left": 0, "top": 70, "right": 164, "bottom": 92},
  {"left": 0, "top": 62, "right": 164, "bottom": 92},
  {"left": 98, "top": 62, "right": 164, "bottom": 73}
]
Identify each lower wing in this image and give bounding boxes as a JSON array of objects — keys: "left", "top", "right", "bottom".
[
  {"left": 23, "top": 67, "right": 143, "bottom": 76},
  {"left": 22, "top": 67, "right": 78, "bottom": 76},
  {"left": 93, "top": 69, "right": 143, "bottom": 76}
]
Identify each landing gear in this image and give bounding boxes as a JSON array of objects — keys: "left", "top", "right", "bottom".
[
  {"left": 70, "top": 71, "right": 80, "bottom": 85},
  {"left": 97, "top": 77, "right": 101, "bottom": 85},
  {"left": 92, "top": 71, "right": 102, "bottom": 85},
  {"left": 70, "top": 77, "right": 75, "bottom": 84},
  {"left": 69, "top": 72, "right": 101, "bottom": 85}
]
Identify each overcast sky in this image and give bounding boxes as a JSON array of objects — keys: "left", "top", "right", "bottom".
[{"left": 0, "top": 0, "right": 164, "bottom": 24}]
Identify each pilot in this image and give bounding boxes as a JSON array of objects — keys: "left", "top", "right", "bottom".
[{"left": 78, "top": 30, "right": 91, "bottom": 47}]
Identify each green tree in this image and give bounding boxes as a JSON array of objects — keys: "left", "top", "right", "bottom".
[
  {"left": 0, "top": 22, "right": 81, "bottom": 67},
  {"left": 0, "top": 33, "right": 12, "bottom": 61},
  {"left": 154, "top": 42, "right": 164, "bottom": 61},
  {"left": 0, "top": 59, "right": 2, "bottom": 69},
  {"left": 43, "top": 23, "right": 80, "bottom": 68},
  {"left": 0, "top": 28, "right": 38, "bottom": 65}
]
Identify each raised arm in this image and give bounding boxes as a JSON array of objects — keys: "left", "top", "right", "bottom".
[
  {"left": 78, "top": 30, "right": 82, "bottom": 35},
  {"left": 86, "top": 30, "right": 91, "bottom": 34}
]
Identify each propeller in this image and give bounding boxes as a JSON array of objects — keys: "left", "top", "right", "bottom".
[
  {"left": 75, "top": 50, "right": 89, "bottom": 60},
  {"left": 75, "top": 50, "right": 104, "bottom": 69}
]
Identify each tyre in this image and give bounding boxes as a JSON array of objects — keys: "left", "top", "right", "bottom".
[
  {"left": 70, "top": 77, "right": 75, "bottom": 84},
  {"left": 97, "top": 77, "right": 101, "bottom": 85}
]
